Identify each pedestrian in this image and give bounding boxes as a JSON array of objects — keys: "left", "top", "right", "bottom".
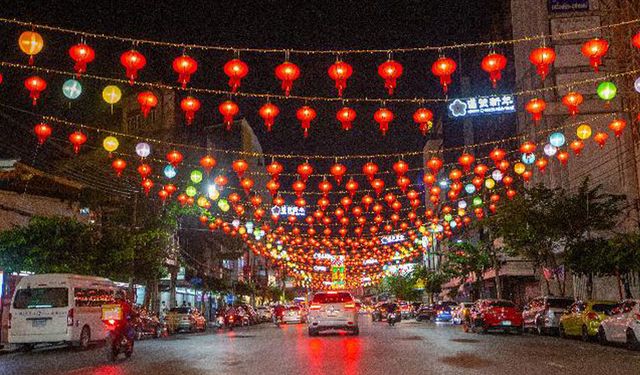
[{"left": 182, "top": 300, "right": 187, "bottom": 307}]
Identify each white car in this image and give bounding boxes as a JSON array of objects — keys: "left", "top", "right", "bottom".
[
  {"left": 307, "top": 291, "right": 359, "bottom": 336},
  {"left": 283, "top": 306, "right": 305, "bottom": 324},
  {"left": 597, "top": 299, "right": 640, "bottom": 350}
]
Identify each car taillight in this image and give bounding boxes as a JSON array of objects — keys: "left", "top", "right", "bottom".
[
  {"left": 67, "top": 308, "right": 74, "bottom": 326},
  {"left": 587, "top": 312, "right": 599, "bottom": 320},
  {"left": 344, "top": 303, "right": 355, "bottom": 310},
  {"left": 107, "top": 319, "right": 115, "bottom": 326},
  {"left": 310, "top": 304, "right": 321, "bottom": 310}
]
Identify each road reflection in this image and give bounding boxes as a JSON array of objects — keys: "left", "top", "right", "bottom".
[{"left": 292, "top": 323, "right": 362, "bottom": 375}]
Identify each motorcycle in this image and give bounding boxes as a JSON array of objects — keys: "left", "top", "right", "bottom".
[
  {"left": 216, "top": 314, "right": 225, "bottom": 329},
  {"left": 225, "top": 314, "right": 235, "bottom": 331},
  {"left": 103, "top": 318, "right": 134, "bottom": 361},
  {"left": 133, "top": 312, "right": 165, "bottom": 339},
  {"left": 273, "top": 314, "right": 283, "bottom": 327},
  {"left": 388, "top": 312, "right": 399, "bottom": 326}
]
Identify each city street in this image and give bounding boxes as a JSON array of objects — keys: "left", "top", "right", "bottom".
[{"left": 2, "top": 317, "right": 640, "bottom": 375}]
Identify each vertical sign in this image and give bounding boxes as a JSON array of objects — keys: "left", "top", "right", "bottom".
[{"left": 331, "top": 255, "right": 345, "bottom": 289}]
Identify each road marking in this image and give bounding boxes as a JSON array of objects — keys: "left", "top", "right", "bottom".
[{"left": 547, "top": 362, "right": 566, "bottom": 369}]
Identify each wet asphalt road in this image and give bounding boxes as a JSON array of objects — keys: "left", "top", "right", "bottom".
[{"left": 2, "top": 316, "right": 640, "bottom": 375}]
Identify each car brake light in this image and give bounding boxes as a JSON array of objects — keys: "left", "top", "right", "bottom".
[
  {"left": 310, "top": 304, "right": 321, "bottom": 310},
  {"left": 67, "top": 308, "right": 74, "bottom": 326},
  {"left": 587, "top": 312, "right": 598, "bottom": 320},
  {"left": 344, "top": 303, "right": 355, "bottom": 310},
  {"left": 108, "top": 319, "right": 115, "bottom": 325}
]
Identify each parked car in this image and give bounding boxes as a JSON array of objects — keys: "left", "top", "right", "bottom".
[
  {"left": 467, "top": 299, "right": 523, "bottom": 334},
  {"left": 165, "top": 307, "right": 206, "bottom": 333},
  {"left": 452, "top": 302, "right": 474, "bottom": 325},
  {"left": 434, "top": 301, "right": 458, "bottom": 323},
  {"left": 559, "top": 300, "right": 618, "bottom": 341},
  {"left": 522, "top": 296, "right": 574, "bottom": 335},
  {"left": 307, "top": 291, "right": 359, "bottom": 336},
  {"left": 415, "top": 304, "right": 435, "bottom": 322},
  {"left": 256, "top": 306, "right": 273, "bottom": 322},
  {"left": 399, "top": 302, "right": 415, "bottom": 319},
  {"left": 597, "top": 299, "right": 640, "bottom": 350},
  {"left": 283, "top": 306, "right": 305, "bottom": 324}
]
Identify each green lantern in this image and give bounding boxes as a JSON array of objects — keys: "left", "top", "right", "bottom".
[
  {"left": 185, "top": 186, "right": 197, "bottom": 197},
  {"left": 472, "top": 196, "right": 483, "bottom": 206},
  {"left": 190, "top": 169, "right": 203, "bottom": 184},
  {"left": 444, "top": 213, "right": 453, "bottom": 222},
  {"left": 218, "top": 198, "right": 230, "bottom": 212},
  {"left": 597, "top": 81, "right": 617, "bottom": 101}
]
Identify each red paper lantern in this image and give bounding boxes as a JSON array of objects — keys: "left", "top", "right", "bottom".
[
  {"left": 172, "top": 54, "right": 198, "bottom": 88},
  {"left": 199, "top": 155, "right": 217, "bottom": 174},
  {"left": 180, "top": 96, "right": 201, "bottom": 125},
  {"left": 141, "top": 178, "right": 154, "bottom": 195},
  {"left": 480, "top": 53, "right": 507, "bottom": 88},
  {"left": 24, "top": 76, "right": 47, "bottom": 106},
  {"left": 498, "top": 160, "right": 510, "bottom": 172},
  {"left": 371, "top": 179, "right": 385, "bottom": 197},
  {"left": 328, "top": 60, "right": 353, "bottom": 97},
  {"left": 345, "top": 178, "right": 359, "bottom": 198},
  {"left": 223, "top": 58, "right": 249, "bottom": 92},
  {"left": 137, "top": 91, "right": 158, "bottom": 118},
  {"left": 458, "top": 153, "right": 475, "bottom": 172},
  {"left": 259, "top": 102, "right": 280, "bottom": 132},
  {"left": 297, "top": 162, "right": 314, "bottom": 182},
  {"left": 164, "top": 184, "right": 177, "bottom": 196},
  {"left": 474, "top": 164, "right": 488, "bottom": 177},
  {"left": 232, "top": 159, "right": 249, "bottom": 178},
  {"left": 240, "top": 177, "right": 254, "bottom": 195},
  {"left": 317, "top": 197, "right": 330, "bottom": 211},
  {"left": 214, "top": 175, "right": 228, "bottom": 189},
  {"left": 593, "top": 132, "right": 609, "bottom": 148},
  {"left": 529, "top": 47, "right": 556, "bottom": 81},
  {"left": 330, "top": 163, "right": 347, "bottom": 185},
  {"left": 33, "top": 123, "right": 52, "bottom": 144},
  {"left": 569, "top": 139, "right": 585, "bottom": 156},
  {"left": 377, "top": 59, "right": 403, "bottom": 95},
  {"left": 397, "top": 176, "right": 411, "bottom": 193},
  {"left": 373, "top": 108, "right": 394, "bottom": 136},
  {"left": 177, "top": 194, "right": 188, "bottom": 206},
  {"left": 525, "top": 98, "right": 546, "bottom": 123},
  {"left": 68, "top": 131, "right": 87, "bottom": 154},
  {"left": 68, "top": 43, "right": 95, "bottom": 76},
  {"left": 431, "top": 56, "right": 457, "bottom": 93},
  {"left": 608, "top": 119, "right": 626, "bottom": 137},
  {"left": 166, "top": 150, "right": 184, "bottom": 167},
  {"left": 318, "top": 179, "right": 333, "bottom": 197},
  {"left": 562, "top": 92, "right": 583, "bottom": 116},
  {"left": 137, "top": 163, "right": 152, "bottom": 180},
  {"left": 519, "top": 141, "right": 536, "bottom": 155},
  {"left": 362, "top": 194, "right": 374, "bottom": 211},
  {"left": 266, "top": 161, "right": 284, "bottom": 180},
  {"left": 337, "top": 107, "right": 356, "bottom": 131},
  {"left": 111, "top": 158, "right": 127, "bottom": 177},
  {"left": 266, "top": 179, "right": 280, "bottom": 197},
  {"left": 413, "top": 108, "right": 433, "bottom": 136},
  {"left": 120, "top": 49, "right": 146, "bottom": 85},
  {"left": 219, "top": 100, "right": 240, "bottom": 130},
  {"left": 502, "top": 175, "right": 514, "bottom": 187},
  {"left": 426, "top": 157, "right": 443, "bottom": 174},
  {"left": 363, "top": 162, "right": 379, "bottom": 181},
  {"left": 633, "top": 32, "right": 640, "bottom": 49},
  {"left": 296, "top": 106, "right": 317, "bottom": 138},
  {"left": 275, "top": 61, "right": 300, "bottom": 96},
  {"left": 506, "top": 189, "right": 516, "bottom": 200},
  {"left": 581, "top": 38, "right": 609, "bottom": 72},
  {"left": 535, "top": 158, "right": 548, "bottom": 173},
  {"left": 292, "top": 180, "right": 306, "bottom": 198},
  {"left": 489, "top": 148, "right": 506, "bottom": 165},
  {"left": 158, "top": 189, "right": 169, "bottom": 203},
  {"left": 392, "top": 160, "right": 409, "bottom": 177}
]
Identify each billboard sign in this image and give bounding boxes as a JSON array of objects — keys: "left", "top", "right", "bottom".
[
  {"left": 549, "top": 0, "right": 590, "bottom": 13},
  {"left": 448, "top": 94, "right": 516, "bottom": 118}
]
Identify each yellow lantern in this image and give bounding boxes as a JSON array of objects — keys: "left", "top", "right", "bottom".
[
  {"left": 18, "top": 31, "right": 44, "bottom": 64},
  {"left": 484, "top": 178, "right": 496, "bottom": 189},
  {"left": 102, "top": 85, "right": 122, "bottom": 113},
  {"left": 576, "top": 124, "right": 592, "bottom": 140},
  {"left": 102, "top": 136, "right": 119, "bottom": 154},
  {"left": 197, "top": 196, "right": 209, "bottom": 208},
  {"left": 513, "top": 162, "right": 526, "bottom": 175}
]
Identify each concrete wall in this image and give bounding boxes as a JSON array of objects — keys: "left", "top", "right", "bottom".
[{"left": 0, "top": 190, "right": 84, "bottom": 231}]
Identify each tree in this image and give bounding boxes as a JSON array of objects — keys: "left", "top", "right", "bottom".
[
  {"left": 381, "top": 272, "right": 422, "bottom": 301},
  {"left": 440, "top": 241, "right": 491, "bottom": 300}
]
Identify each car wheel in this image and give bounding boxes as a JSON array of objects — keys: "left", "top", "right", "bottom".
[
  {"left": 559, "top": 324, "right": 567, "bottom": 339},
  {"left": 535, "top": 320, "right": 545, "bottom": 336},
  {"left": 597, "top": 326, "right": 608, "bottom": 346},
  {"left": 627, "top": 329, "right": 640, "bottom": 351},
  {"left": 581, "top": 325, "right": 591, "bottom": 342},
  {"left": 79, "top": 326, "right": 91, "bottom": 350}
]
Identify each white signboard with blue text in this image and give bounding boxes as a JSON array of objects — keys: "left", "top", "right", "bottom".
[{"left": 447, "top": 94, "right": 516, "bottom": 118}]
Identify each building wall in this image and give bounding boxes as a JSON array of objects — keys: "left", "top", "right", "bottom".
[{"left": 0, "top": 190, "right": 84, "bottom": 231}]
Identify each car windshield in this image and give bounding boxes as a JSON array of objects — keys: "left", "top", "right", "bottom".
[
  {"left": 287, "top": 306, "right": 300, "bottom": 311},
  {"left": 547, "top": 299, "right": 574, "bottom": 308},
  {"left": 490, "top": 300, "right": 515, "bottom": 308},
  {"left": 312, "top": 292, "right": 353, "bottom": 304},
  {"left": 13, "top": 287, "right": 68, "bottom": 309},
  {"left": 592, "top": 303, "right": 617, "bottom": 313},
  {"left": 169, "top": 307, "right": 191, "bottom": 314}
]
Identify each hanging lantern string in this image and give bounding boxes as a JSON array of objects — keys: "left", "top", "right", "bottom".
[
  {"left": 1, "top": 17, "right": 638, "bottom": 54},
  {"left": 2, "top": 60, "right": 639, "bottom": 105}
]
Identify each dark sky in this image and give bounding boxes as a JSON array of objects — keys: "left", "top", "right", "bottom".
[{"left": 0, "top": 0, "right": 515, "bottom": 172}]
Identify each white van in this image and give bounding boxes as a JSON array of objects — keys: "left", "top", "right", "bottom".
[{"left": 9, "top": 273, "right": 118, "bottom": 349}]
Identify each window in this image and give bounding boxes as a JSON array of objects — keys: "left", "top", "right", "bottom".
[
  {"left": 74, "top": 288, "right": 115, "bottom": 307},
  {"left": 489, "top": 300, "right": 515, "bottom": 308},
  {"left": 547, "top": 299, "right": 574, "bottom": 308},
  {"left": 312, "top": 292, "right": 353, "bottom": 304},
  {"left": 592, "top": 304, "right": 617, "bottom": 313},
  {"left": 13, "top": 288, "right": 68, "bottom": 309}
]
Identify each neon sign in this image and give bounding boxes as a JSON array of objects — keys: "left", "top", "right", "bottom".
[
  {"left": 379, "top": 234, "right": 406, "bottom": 245},
  {"left": 448, "top": 94, "right": 516, "bottom": 118},
  {"left": 270, "top": 205, "right": 306, "bottom": 217}
]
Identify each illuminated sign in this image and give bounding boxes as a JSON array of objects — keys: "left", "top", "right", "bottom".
[
  {"left": 313, "top": 265, "right": 328, "bottom": 272},
  {"left": 363, "top": 258, "right": 379, "bottom": 265},
  {"left": 448, "top": 94, "right": 516, "bottom": 118},
  {"left": 549, "top": 0, "right": 589, "bottom": 13},
  {"left": 379, "top": 234, "right": 406, "bottom": 245},
  {"left": 313, "top": 253, "right": 335, "bottom": 260},
  {"left": 270, "top": 205, "right": 306, "bottom": 217},
  {"left": 331, "top": 255, "right": 346, "bottom": 289}
]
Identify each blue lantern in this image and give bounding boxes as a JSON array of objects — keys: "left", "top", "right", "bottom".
[
  {"left": 164, "top": 165, "right": 177, "bottom": 179},
  {"left": 464, "top": 184, "right": 476, "bottom": 194},
  {"left": 62, "top": 79, "right": 82, "bottom": 99},
  {"left": 522, "top": 153, "right": 536, "bottom": 165},
  {"left": 549, "top": 132, "right": 565, "bottom": 147}
]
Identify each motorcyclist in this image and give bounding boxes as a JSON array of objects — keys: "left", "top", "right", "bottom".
[
  {"left": 113, "top": 291, "right": 136, "bottom": 342},
  {"left": 386, "top": 302, "right": 399, "bottom": 322},
  {"left": 273, "top": 303, "right": 285, "bottom": 325}
]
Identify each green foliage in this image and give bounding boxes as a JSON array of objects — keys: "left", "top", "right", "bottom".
[{"left": 381, "top": 272, "right": 422, "bottom": 301}]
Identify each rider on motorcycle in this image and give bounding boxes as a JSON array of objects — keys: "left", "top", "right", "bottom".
[
  {"left": 273, "top": 304, "right": 285, "bottom": 324},
  {"left": 114, "top": 291, "right": 136, "bottom": 341}
]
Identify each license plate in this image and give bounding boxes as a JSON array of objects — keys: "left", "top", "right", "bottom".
[
  {"left": 32, "top": 319, "right": 47, "bottom": 328},
  {"left": 501, "top": 320, "right": 512, "bottom": 326}
]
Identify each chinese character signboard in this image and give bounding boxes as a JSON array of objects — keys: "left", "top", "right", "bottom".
[
  {"left": 447, "top": 94, "right": 516, "bottom": 118},
  {"left": 549, "top": 0, "right": 590, "bottom": 13},
  {"left": 271, "top": 205, "right": 306, "bottom": 217},
  {"left": 331, "top": 255, "right": 345, "bottom": 289}
]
